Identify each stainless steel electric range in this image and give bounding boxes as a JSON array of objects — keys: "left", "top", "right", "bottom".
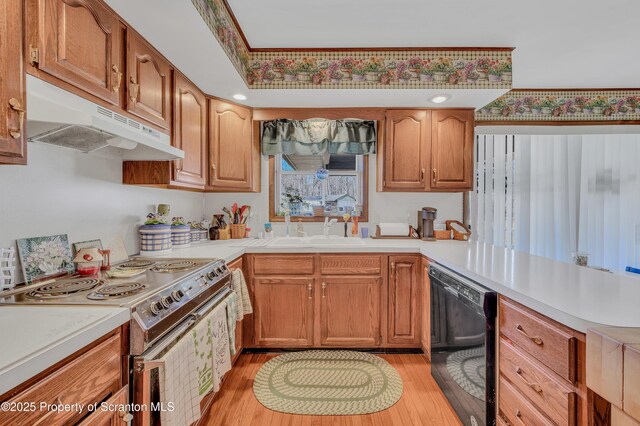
[{"left": 0, "top": 257, "right": 231, "bottom": 425}]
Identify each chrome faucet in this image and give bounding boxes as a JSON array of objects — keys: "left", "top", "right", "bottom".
[
  {"left": 323, "top": 217, "right": 338, "bottom": 236},
  {"left": 284, "top": 208, "right": 291, "bottom": 237}
]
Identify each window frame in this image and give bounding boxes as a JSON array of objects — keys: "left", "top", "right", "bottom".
[{"left": 268, "top": 155, "right": 369, "bottom": 222}]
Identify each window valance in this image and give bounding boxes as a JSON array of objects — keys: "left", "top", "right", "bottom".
[{"left": 261, "top": 119, "right": 376, "bottom": 156}]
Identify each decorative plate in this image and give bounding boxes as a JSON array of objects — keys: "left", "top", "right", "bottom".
[{"left": 16, "top": 234, "right": 74, "bottom": 284}]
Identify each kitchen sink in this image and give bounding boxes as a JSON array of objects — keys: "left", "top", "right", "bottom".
[{"left": 267, "top": 236, "right": 365, "bottom": 247}]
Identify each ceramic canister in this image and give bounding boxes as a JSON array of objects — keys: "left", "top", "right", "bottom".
[
  {"left": 139, "top": 224, "right": 172, "bottom": 254},
  {"left": 171, "top": 224, "right": 191, "bottom": 248}
]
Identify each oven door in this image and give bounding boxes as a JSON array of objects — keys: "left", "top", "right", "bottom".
[{"left": 132, "top": 286, "right": 230, "bottom": 426}]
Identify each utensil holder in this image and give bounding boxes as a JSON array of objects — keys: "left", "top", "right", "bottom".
[
  {"left": 219, "top": 228, "right": 230, "bottom": 240},
  {"left": 231, "top": 224, "right": 246, "bottom": 239},
  {"left": 1, "top": 247, "right": 16, "bottom": 291}
]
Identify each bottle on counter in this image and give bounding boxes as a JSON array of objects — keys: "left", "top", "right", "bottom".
[{"left": 296, "top": 219, "right": 306, "bottom": 237}]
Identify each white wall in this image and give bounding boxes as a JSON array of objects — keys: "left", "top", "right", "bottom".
[
  {"left": 204, "top": 155, "right": 463, "bottom": 236},
  {"left": 0, "top": 143, "right": 204, "bottom": 281}
]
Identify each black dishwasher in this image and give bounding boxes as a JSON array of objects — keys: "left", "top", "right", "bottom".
[{"left": 429, "top": 264, "right": 497, "bottom": 426}]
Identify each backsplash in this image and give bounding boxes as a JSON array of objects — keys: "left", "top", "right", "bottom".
[
  {"left": 204, "top": 155, "right": 463, "bottom": 236},
  {"left": 0, "top": 143, "right": 203, "bottom": 282}
]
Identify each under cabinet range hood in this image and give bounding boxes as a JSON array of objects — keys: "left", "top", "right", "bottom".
[{"left": 25, "top": 75, "right": 184, "bottom": 161}]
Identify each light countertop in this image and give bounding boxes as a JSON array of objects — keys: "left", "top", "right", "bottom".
[
  {"left": 0, "top": 306, "right": 129, "bottom": 396},
  {"left": 153, "top": 238, "right": 640, "bottom": 332}
]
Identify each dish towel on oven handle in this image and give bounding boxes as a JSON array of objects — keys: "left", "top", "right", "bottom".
[
  {"left": 159, "top": 312, "right": 213, "bottom": 426},
  {"left": 231, "top": 268, "right": 253, "bottom": 320},
  {"left": 210, "top": 300, "right": 232, "bottom": 392},
  {"left": 159, "top": 296, "right": 234, "bottom": 425},
  {"left": 225, "top": 291, "right": 238, "bottom": 356}
]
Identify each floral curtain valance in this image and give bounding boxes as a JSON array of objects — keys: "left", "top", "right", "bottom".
[{"left": 261, "top": 119, "right": 377, "bottom": 156}]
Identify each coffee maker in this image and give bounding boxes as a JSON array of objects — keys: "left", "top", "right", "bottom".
[{"left": 417, "top": 207, "right": 437, "bottom": 241}]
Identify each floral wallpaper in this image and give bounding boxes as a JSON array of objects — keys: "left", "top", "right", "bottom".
[
  {"left": 476, "top": 90, "right": 640, "bottom": 122},
  {"left": 191, "top": 0, "right": 512, "bottom": 89},
  {"left": 247, "top": 52, "right": 512, "bottom": 89},
  {"left": 192, "top": 0, "right": 251, "bottom": 83}
]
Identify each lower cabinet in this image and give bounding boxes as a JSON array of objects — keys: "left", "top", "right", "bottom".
[
  {"left": 249, "top": 254, "right": 422, "bottom": 349},
  {"left": 0, "top": 328, "right": 124, "bottom": 425},
  {"left": 388, "top": 255, "right": 422, "bottom": 345},
  {"left": 319, "top": 276, "right": 382, "bottom": 347},
  {"left": 420, "top": 257, "right": 431, "bottom": 358},
  {"left": 253, "top": 277, "right": 315, "bottom": 348},
  {"left": 498, "top": 296, "right": 586, "bottom": 425}
]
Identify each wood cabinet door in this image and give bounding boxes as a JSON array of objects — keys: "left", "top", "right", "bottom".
[
  {"left": 420, "top": 257, "right": 431, "bottom": 357},
  {"left": 172, "top": 72, "right": 206, "bottom": 187},
  {"left": 208, "top": 99, "right": 253, "bottom": 191},
  {"left": 383, "top": 109, "right": 430, "bottom": 191},
  {"left": 319, "top": 277, "right": 382, "bottom": 347},
  {"left": 388, "top": 255, "right": 421, "bottom": 345},
  {"left": 254, "top": 277, "right": 314, "bottom": 347},
  {"left": 126, "top": 31, "right": 172, "bottom": 130},
  {"left": 0, "top": 0, "right": 27, "bottom": 164},
  {"left": 430, "top": 109, "right": 474, "bottom": 190},
  {"left": 27, "top": 0, "right": 123, "bottom": 106}
]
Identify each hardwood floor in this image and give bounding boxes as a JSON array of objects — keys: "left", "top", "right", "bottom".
[{"left": 202, "top": 353, "right": 462, "bottom": 426}]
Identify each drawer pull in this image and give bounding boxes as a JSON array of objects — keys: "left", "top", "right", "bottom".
[
  {"left": 515, "top": 409, "right": 522, "bottom": 418},
  {"left": 307, "top": 283, "right": 313, "bottom": 299},
  {"left": 515, "top": 367, "right": 543, "bottom": 394},
  {"left": 322, "top": 282, "right": 327, "bottom": 298},
  {"left": 516, "top": 324, "right": 544, "bottom": 345}
]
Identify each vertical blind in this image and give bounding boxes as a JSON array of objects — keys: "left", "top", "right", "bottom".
[{"left": 470, "top": 133, "right": 640, "bottom": 271}]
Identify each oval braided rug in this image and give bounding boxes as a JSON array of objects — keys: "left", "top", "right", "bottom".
[{"left": 253, "top": 350, "right": 403, "bottom": 415}]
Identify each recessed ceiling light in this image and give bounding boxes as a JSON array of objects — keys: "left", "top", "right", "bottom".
[
  {"left": 429, "top": 95, "right": 450, "bottom": 104},
  {"left": 233, "top": 94, "right": 247, "bottom": 101}
]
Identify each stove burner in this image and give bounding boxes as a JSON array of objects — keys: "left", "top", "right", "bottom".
[
  {"left": 87, "top": 282, "right": 146, "bottom": 300},
  {"left": 26, "top": 278, "right": 103, "bottom": 299},
  {"left": 152, "top": 260, "right": 198, "bottom": 273},
  {"left": 116, "top": 260, "right": 156, "bottom": 270}
]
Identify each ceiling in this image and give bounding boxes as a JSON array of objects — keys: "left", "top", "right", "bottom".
[{"left": 104, "top": 0, "right": 639, "bottom": 108}]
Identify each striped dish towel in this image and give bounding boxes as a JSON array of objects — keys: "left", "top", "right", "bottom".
[
  {"left": 210, "top": 301, "right": 232, "bottom": 392},
  {"left": 231, "top": 269, "right": 253, "bottom": 320},
  {"left": 225, "top": 292, "right": 238, "bottom": 356},
  {"left": 159, "top": 314, "right": 212, "bottom": 426}
]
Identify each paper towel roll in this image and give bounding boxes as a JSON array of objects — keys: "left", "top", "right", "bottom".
[{"left": 378, "top": 223, "right": 410, "bottom": 236}]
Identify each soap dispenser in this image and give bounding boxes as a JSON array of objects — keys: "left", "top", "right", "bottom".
[{"left": 296, "top": 219, "right": 306, "bottom": 237}]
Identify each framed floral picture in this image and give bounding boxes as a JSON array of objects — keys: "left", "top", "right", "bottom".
[{"left": 16, "top": 234, "right": 74, "bottom": 284}]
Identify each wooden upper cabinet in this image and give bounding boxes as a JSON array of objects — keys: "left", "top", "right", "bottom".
[
  {"left": 126, "top": 31, "right": 172, "bottom": 131},
  {"left": 26, "top": 0, "right": 123, "bottom": 106},
  {"left": 208, "top": 99, "right": 254, "bottom": 191},
  {"left": 0, "top": 0, "right": 27, "bottom": 164},
  {"left": 388, "top": 255, "right": 421, "bottom": 345},
  {"left": 319, "top": 277, "right": 382, "bottom": 347},
  {"left": 383, "top": 109, "right": 430, "bottom": 191},
  {"left": 430, "top": 109, "right": 474, "bottom": 190},
  {"left": 172, "top": 72, "right": 206, "bottom": 188}
]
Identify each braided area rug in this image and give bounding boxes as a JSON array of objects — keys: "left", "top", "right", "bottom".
[{"left": 253, "top": 350, "right": 403, "bottom": 415}]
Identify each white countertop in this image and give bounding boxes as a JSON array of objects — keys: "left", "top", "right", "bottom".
[
  {"left": 0, "top": 306, "right": 129, "bottom": 395},
  {"left": 158, "top": 238, "right": 640, "bottom": 332}
]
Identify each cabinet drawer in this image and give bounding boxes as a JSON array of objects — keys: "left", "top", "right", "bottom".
[
  {"left": 499, "top": 376, "right": 554, "bottom": 426},
  {"left": 253, "top": 255, "right": 314, "bottom": 275},
  {"left": 320, "top": 255, "right": 382, "bottom": 275},
  {"left": 2, "top": 333, "right": 121, "bottom": 425},
  {"left": 78, "top": 386, "right": 128, "bottom": 426},
  {"left": 500, "top": 297, "right": 577, "bottom": 382},
  {"left": 500, "top": 339, "right": 576, "bottom": 425}
]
